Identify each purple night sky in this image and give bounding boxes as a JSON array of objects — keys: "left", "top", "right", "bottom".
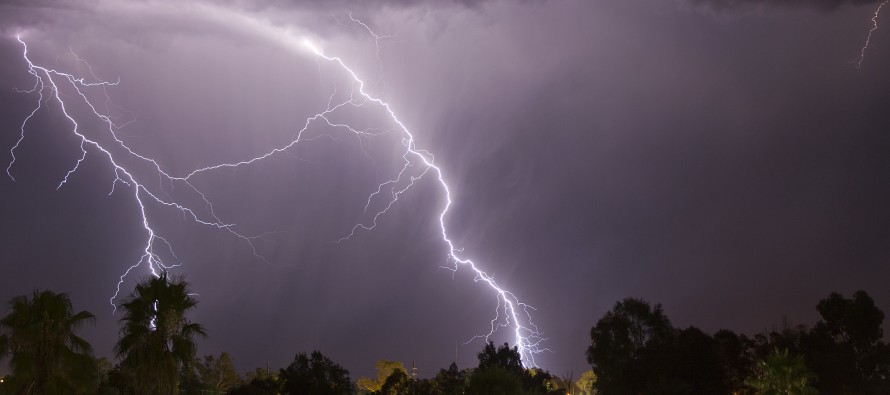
[{"left": 1, "top": 0, "right": 889, "bottom": 379}]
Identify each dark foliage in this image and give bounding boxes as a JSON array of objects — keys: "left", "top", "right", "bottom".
[
  {"left": 473, "top": 340, "right": 561, "bottom": 394},
  {"left": 587, "top": 291, "right": 890, "bottom": 395},
  {"left": 114, "top": 272, "right": 206, "bottom": 395},
  {"left": 466, "top": 366, "right": 522, "bottom": 395},
  {"left": 0, "top": 290, "right": 95, "bottom": 395},
  {"left": 229, "top": 377, "right": 282, "bottom": 395},
  {"left": 713, "top": 329, "right": 755, "bottom": 393},
  {"left": 376, "top": 369, "right": 411, "bottom": 395},
  {"left": 102, "top": 363, "right": 136, "bottom": 395},
  {"left": 586, "top": 297, "right": 681, "bottom": 395},
  {"left": 279, "top": 350, "right": 353, "bottom": 395},
  {"left": 808, "top": 291, "right": 889, "bottom": 395},
  {"left": 431, "top": 362, "right": 467, "bottom": 395},
  {"left": 674, "top": 326, "right": 728, "bottom": 394},
  {"left": 477, "top": 341, "right": 523, "bottom": 376}
]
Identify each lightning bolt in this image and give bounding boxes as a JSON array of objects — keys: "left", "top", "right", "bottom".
[
  {"left": 855, "top": 0, "right": 888, "bottom": 68},
  {"left": 9, "top": 36, "right": 267, "bottom": 312},
  {"left": 300, "top": 38, "right": 547, "bottom": 366},
  {"left": 9, "top": 13, "right": 546, "bottom": 367}
]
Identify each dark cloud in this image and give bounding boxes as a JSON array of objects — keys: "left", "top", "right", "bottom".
[
  {"left": 216, "top": 0, "right": 501, "bottom": 13},
  {"left": 691, "top": 0, "right": 884, "bottom": 11}
]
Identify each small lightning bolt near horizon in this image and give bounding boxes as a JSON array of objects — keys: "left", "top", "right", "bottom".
[
  {"left": 8, "top": 16, "right": 546, "bottom": 368},
  {"left": 855, "top": 0, "right": 888, "bottom": 68}
]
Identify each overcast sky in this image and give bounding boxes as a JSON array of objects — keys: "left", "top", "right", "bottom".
[{"left": 1, "top": 0, "right": 889, "bottom": 379}]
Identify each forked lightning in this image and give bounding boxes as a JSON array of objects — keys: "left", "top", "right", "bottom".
[{"left": 8, "top": 17, "right": 546, "bottom": 367}]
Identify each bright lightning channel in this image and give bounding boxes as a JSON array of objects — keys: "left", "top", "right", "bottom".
[
  {"left": 300, "top": 37, "right": 547, "bottom": 366},
  {"left": 10, "top": 21, "right": 546, "bottom": 366},
  {"left": 855, "top": 0, "right": 888, "bottom": 68},
  {"left": 9, "top": 36, "right": 267, "bottom": 311}
]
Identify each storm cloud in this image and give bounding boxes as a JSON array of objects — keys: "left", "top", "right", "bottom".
[{"left": 691, "top": 0, "right": 885, "bottom": 11}]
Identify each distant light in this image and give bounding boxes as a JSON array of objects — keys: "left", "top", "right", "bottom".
[{"left": 300, "top": 37, "right": 320, "bottom": 54}]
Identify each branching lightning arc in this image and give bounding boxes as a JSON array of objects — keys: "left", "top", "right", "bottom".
[
  {"left": 855, "top": 0, "right": 888, "bottom": 68},
  {"left": 7, "top": 17, "right": 546, "bottom": 366},
  {"left": 8, "top": 36, "right": 266, "bottom": 311}
]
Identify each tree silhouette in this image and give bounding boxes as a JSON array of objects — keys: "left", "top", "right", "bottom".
[
  {"left": 466, "top": 366, "right": 522, "bottom": 395},
  {"left": 229, "top": 367, "right": 281, "bottom": 395},
  {"left": 714, "top": 329, "right": 756, "bottom": 394},
  {"left": 477, "top": 340, "right": 523, "bottom": 376},
  {"left": 114, "top": 272, "right": 206, "bottom": 395},
  {"left": 472, "top": 340, "right": 560, "bottom": 394},
  {"left": 377, "top": 368, "right": 411, "bottom": 395},
  {"left": 675, "top": 326, "right": 727, "bottom": 394},
  {"left": 0, "top": 290, "right": 95, "bottom": 394},
  {"left": 586, "top": 297, "right": 675, "bottom": 395},
  {"left": 432, "top": 362, "right": 467, "bottom": 395},
  {"left": 279, "top": 350, "right": 352, "bottom": 395},
  {"left": 809, "top": 290, "right": 888, "bottom": 394}
]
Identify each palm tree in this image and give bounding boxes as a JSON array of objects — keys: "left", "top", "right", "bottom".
[
  {"left": 746, "top": 348, "right": 819, "bottom": 395},
  {"left": 0, "top": 290, "right": 95, "bottom": 394},
  {"left": 115, "top": 272, "right": 206, "bottom": 395}
]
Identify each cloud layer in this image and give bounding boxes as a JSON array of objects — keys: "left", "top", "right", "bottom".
[{"left": 691, "top": 0, "right": 884, "bottom": 11}]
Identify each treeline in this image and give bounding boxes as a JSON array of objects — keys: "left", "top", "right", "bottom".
[
  {"left": 221, "top": 342, "right": 575, "bottom": 395},
  {"left": 1, "top": 274, "right": 887, "bottom": 395},
  {"left": 0, "top": 273, "right": 575, "bottom": 395},
  {"left": 586, "top": 291, "right": 890, "bottom": 395}
]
